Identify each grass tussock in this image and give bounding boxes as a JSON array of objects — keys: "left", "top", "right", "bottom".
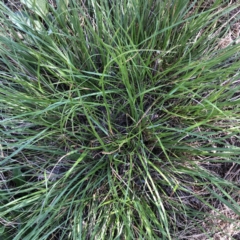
[{"left": 0, "top": 0, "right": 240, "bottom": 239}]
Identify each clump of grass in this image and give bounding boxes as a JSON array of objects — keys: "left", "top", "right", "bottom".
[{"left": 0, "top": 0, "right": 240, "bottom": 239}]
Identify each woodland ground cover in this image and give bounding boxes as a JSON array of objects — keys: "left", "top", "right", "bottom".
[{"left": 0, "top": 0, "right": 240, "bottom": 239}]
